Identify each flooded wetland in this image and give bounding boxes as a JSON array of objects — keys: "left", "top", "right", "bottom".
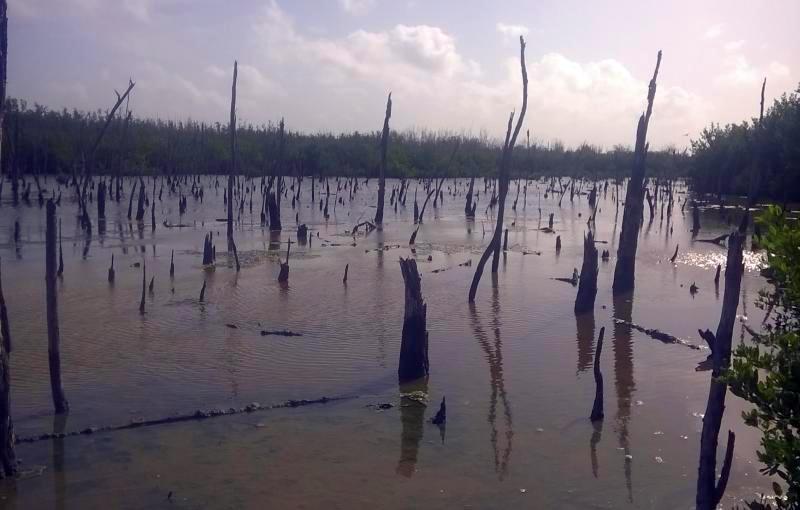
[{"left": 0, "top": 177, "right": 774, "bottom": 508}]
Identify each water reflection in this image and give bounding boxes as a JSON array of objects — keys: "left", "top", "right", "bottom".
[
  {"left": 396, "top": 377, "right": 427, "bottom": 478},
  {"left": 612, "top": 293, "right": 635, "bottom": 502},
  {"left": 590, "top": 419, "right": 603, "bottom": 478},
  {"left": 574, "top": 311, "right": 595, "bottom": 374},
  {"left": 468, "top": 276, "right": 513, "bottom": 480},
  {"left": 53, "top": 414, "right": 68, "bottom": 510}
]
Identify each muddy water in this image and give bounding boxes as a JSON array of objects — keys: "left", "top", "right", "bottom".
[{"left": 0, "top": 177, "right": 773, "bottom": 508}]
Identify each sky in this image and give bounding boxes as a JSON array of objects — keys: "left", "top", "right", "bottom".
[{"left": 7, "top": 0, "right": 800, "bottom": 149}]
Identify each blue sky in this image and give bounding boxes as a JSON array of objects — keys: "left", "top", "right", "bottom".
[{"left": 7, "top": 0, "right": 799, "bottom": 148}]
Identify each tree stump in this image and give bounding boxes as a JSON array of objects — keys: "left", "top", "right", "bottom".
[
  {"left": 398, "top": 258, "right": 429, "bottom": 382},
  {"left": 574, "top": 231, "right": 598, "bottom": 314}
]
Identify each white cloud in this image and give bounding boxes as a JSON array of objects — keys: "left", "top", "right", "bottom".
[
  {"left": 723, "top": 39, "right": 745, "bottom": 51},
  {"left": 704, "top": 23, "right": 723, "bottom": 39},
  {"left": 245, "top": 1, "right": 709, "bottom": 148},
  {"left": 769, "top": 61, "right": 790, "bottom": 77},
  {"left": 496, "top": 22, "right": 529, "bottom": 40},
  {"left": 338, "top": 0, "right": 376, "bottom": 15}
]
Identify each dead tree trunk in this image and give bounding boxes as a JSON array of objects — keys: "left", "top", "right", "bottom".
[
  {"left": 590, "top": 327, "right": 605, "bottom": 422},
  {"left": 139, "top": 259, "right": 146, "bottom": 314},
  {"left": 612, "top": 51, "right": 662, "bottom": 295},
  {"left": 227, "top": 61, "right": 237, "bottom": 247},
  {"left": 574, "top": 231, "right": 599, "bottom": 314},
  {"left": 135, "top": 179, "right": 146, "bottom": 221},
  {"left": 374, "top": 93, "right": 392, "bottom": 225},
  {"left": 465, "top": 177, "right": 475, "bottom": 217},
  {"left": 468, "top": 36, "right": 528, "bottom": 303},
  {"left": 0, "top": 259, "right": 10, "bottom": 354},
  {"left": 696, "top": 231, "right": 744, "bottom": 510},
  {"left": 46, "top": 200, "right": 69, "bottom": 414},
  {"left": 399, "top": 258, "right": 429, "bottom": 382}
]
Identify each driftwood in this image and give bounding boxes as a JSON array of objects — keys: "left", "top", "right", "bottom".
[
  {"left": 468, "top": 36, "right": 528, "bottom": 302},
  {"left": 260, "top": 330, "right": 302, "bottom": 337},
  {"left": 16, "top": 395, "right": 348, "bottom": 445},
  {"left": 575, "top": 231, "right": 599, "bottom": 314},
  {"left": 696, "top": 233, "right": 728, "bottom": 245},
  {"left": 398, "top": 258, "right": 429, "bottom": 382},
  {"left": 590, "top": 327, "right": 605, "bottom": 422},
  {"left": 46, "top": 200, "right": 69, "bottom": 414},
  {"left": 612, "top": 51, "right": 661, "bottom": 294},
  {"left": 670, "top": 244, "right": 679, "bottom": 263},
  {"left": 374, "top": 93, "right": 392, "bottom": 225},
  {"left": 696, "top": 231, "right": 744, "bottom": 509}
]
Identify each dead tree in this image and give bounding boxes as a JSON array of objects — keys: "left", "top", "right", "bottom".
[
  {"left": 227, "top": 61, "right": 237, "bottom": 247},
  {"left": 107, "top": 253, "right": 115, "bottom": 283},
  {"left": 574, "top": 231, "right": 599, "bottom": 314},
  {"left": 590, "top": 327, "right": 605, "bottom": 422},
  {"left": 468, "top": 36, "right": 528, "bottom": 302},
  {"left": 612, "top": 50, "right": 662, "bottom": 295},
  {"left": 169, "top": 250, "right": 175, "bottom": 278},
  {"left": 465, "top": 177, "right": 476, "bottom": 217},
  {"left": 278, "top": 241, "right": 290, "bottom": 283},
  {"left": 343, "top": 264, "right": 349, "bottom": 284},
  {"left": 0, "top": 259, "right": 10, "bottom": 353},
  {"left": 399, "top": 258, "right": 429, "bottom": 382},
  {"left": 139, "top": 259, "right": 146, "bottom": 314},
  {"left": 696, "top": 231, "right": 744, "bottom": 509},
  {"left": 374, "top": 93, "right": 392, "bottom": 225},
  {"left": 670, "top": 244, "right": 679, "bottom": 263},
  {"left": 46, "top": 200, "right": 69, "bottom": 414},
  {"left": 691, "top": 201, "right": 701, "bottom": 234}
]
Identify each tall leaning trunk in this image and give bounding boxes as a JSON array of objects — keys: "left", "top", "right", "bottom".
[
  {"left": 374, "top": 93, "right": 392, "bottom": 225},
  {"left": 468, "top": 36, "right": 528, "bottom": 302},
  {"left": 612, "top": 51, "right": 662, "bottom": 295},
  {"left": 574, "top": 230, "right": 599, "bottom": 314},
  {"left": 46, "top": 200, "right": 69, "bottom": 414},
  {"left": 0, "top": 0, "right": 16, "bottom": 478},
  {"left": 227, "top": 61, "right": 237, "bottom": 247},
  {"left": 696, "top": 231, "right": 744, "bottom": 509}
]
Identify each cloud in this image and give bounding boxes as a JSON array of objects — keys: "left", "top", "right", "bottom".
[
  {"left": 244, "top": 1, "right": 709, "bottom": 147},
  {"left": 723, "top": 39, "right": 745, "bottom": 51},
  {"left": 704, "top": 23, "right": 723, "bottom": 39},
  {"left": 716, "top": 55, "right": 791, "bottom": 86},
  {"left": 338, "top": 0, "right": 376, "bottom": 15},
  {"left": 496, "top": 22, "right": 529, "bottom": 40}
]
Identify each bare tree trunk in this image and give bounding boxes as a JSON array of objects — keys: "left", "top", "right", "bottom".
[
  {"left": 468, "top": 36, "right": 528, "bottom": 302},
  {"left": 612, "top": 51, "right": 662, "bottom": 294},
  {"left": 0, "top": 259, "right": 10, "bottom": 354},
  {"left": 398, "top": 258, "right": 428, "bottom": 382},
  {"left": 465, "top": 177, "right": 476, "bottom": 217},
  {"left": 575, "top": 230, "right": 598, "bottom": 314},
  {"left": 227, "top": 61, "right": 237, "bottom": 247},
  {"left": 46, "top": 200, "right": 69, "bottom": 414},
  {"left": 696, "top": 231, "right": 744, "bottom": 509},
  {"left": 374, "top": 93, "right": 392, "bottom": 225}
]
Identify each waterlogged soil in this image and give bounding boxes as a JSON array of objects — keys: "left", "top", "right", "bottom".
[{"left": 0, "top": 176, "right": 774, "bottom": 509}]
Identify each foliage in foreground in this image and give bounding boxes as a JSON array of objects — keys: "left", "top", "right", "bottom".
[
  {"left": 727, "top": 205, "right": 800, "bottom": 509},
  {"left": 690, "top": 83, "right": 800, "bottom": 203}
]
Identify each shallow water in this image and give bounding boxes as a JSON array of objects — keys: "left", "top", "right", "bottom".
[{"left": 0, "top": 176, "right": 774, "bottom": 508}]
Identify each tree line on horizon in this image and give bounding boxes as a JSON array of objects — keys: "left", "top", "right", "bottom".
[{"left": 1, "top": 83, "right": 798, "bottom": 203}]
